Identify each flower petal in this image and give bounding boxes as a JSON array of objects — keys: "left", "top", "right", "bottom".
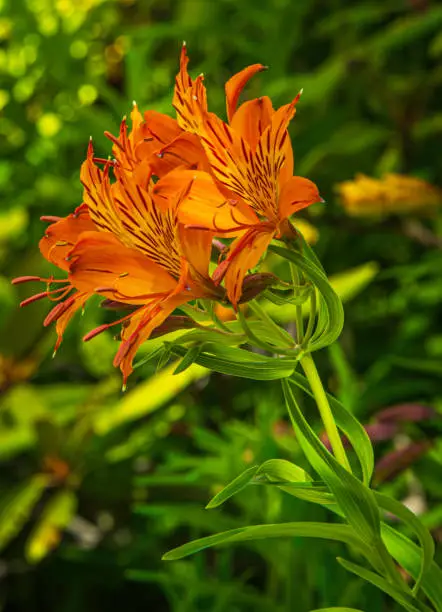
[
  {"left": 154, "top": 169, "right": 258, "bottom": 233},
  {"left": 225, "top": 64, "right": 268, "bottom": 123},
  {"left": 230, "top": 96, "right": 274, "bottom": 151},
  {"left": 278, "top": 176, "right": 321, "bottom": 221},
  {"left": 82, "top": 146, "right": 184, "bottom": 280},
  {"left": 146, "top": 132, "right": 208, "bottom": 177},
  {"left": 215, "top": 226, "right": 274, "bottom": 308},
  {"left": 178, "top": 224, "right": 213, "bottom": 285},
  {"left": 45, "top": 291, "right": 90, "bottom": 353},
  {"left": 173, "top": 43, "right": 207, "bottom": 134},
  {"left": 67, "top": 231, "right": 176, "bottom": 303},
  {"left": 114, "top": 294, "right": 188, "bottom": 386},
  {"left": 39, "top": 204, "right": 95, "bottom": 271}
]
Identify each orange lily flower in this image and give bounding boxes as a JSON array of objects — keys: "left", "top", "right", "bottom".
[
  {"left": 14, "top": 143, "right": 223, "bottom": 386},
  {"left": 103, "top": 44, "right": 212, "bottom": 180},
  {"left": 171, "top": 48, "right": 322, "bottom": 307},
  {"left": 12, "top": 205, "right": 96, "bottom": 355}
]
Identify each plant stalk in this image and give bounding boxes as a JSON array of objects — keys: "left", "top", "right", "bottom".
[{"left": 300, "top": 353, "right": 352, "bottom": 472}]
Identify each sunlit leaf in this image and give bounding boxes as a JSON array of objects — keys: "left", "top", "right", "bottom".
[
  {"left": 163, "top": 522, "right": 368, "bottom": 561},
  {"left": 0, "top": 475, "right": 49, "bottom": 552},
  {"left": 25, "top": 489, "right": 77, "bottom": 564}
]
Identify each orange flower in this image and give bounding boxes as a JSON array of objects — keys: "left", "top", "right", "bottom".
[
  {"left": 14, "top": 143, "right": 223, "bottom": 386},
  {"left": 12, "top": 205, "right": 96, "bottom": 355},
  {"left": 103, "top": 44, "right": 211, "bottom": 180},
  {"left": 171, "top": 46, "right": 322, "bottom": 306},
  {"left": 338, "top": 173, "right": 442, "bottom": 217}
]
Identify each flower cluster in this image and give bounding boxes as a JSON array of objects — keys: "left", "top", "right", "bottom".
[
  {"left": 338, "top": 173, "right": 442, "bottom": 217},
  {"left": 14, "top": 45, "right": 321, "bottom": 385}
]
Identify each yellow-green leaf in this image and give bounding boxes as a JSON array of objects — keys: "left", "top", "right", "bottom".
[{"left": 25, "top": 489, "right": 77, "bottom": 564}]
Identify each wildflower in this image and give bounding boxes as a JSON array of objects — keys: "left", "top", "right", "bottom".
[
  {"left": 338, "top": 173, "right": 442, "bottom": 217},
  {"left": 14, "top": 143, "right": 223, "bottom": 386},
  {"left": 170, "top": 46, "right": 322, "bottom": 306},
  {"left": 104, "top": 44, "right": 210, "bottom": 179},
  {"left": 12, "top": 205, "right": 96, "bottom": 355}
]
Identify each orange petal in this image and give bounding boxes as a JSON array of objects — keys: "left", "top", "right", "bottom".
[
  {"left": 114, "top": 293, "right": 188, "bottom": 386},
  {"left": 135, "top": 110, "right": 182, "bottom": 158},
  {"left": 216, "top": 226, "right": 274, "bottom": 308},
  {"left": 225, "top": 64, "right": 268, "bottom": 123},
  {"left": 197, "top": 111, "right": 258, "bottom": 204},
  {"left": 178, "top": 224, "right": 213, "bottom": 285},
  {"left": 39, "top": 204, "right": 95, "bottom": 271},
  {"left": 278, "top": 176, "right": 321, "bottom": 221},
  {"left": 154, "top": 169, "right": 258, "bottom": 233},
  {"left": 67, "top": 231, "right": 176, "bottom": 303},
  {"left": 146, "top": 132, "right": 208, "bottom": 177},
  {"left": 230, "top": 96, "right": 274, "bottom": 151},
  {"left": 173, "top": 43, "right": 207, "bottom": 134},
  {"left": 44, "top": 291, "right": 90, "bottom": 354},
  {"left": 82, "top": 146, "right": 184, "bottom": 280},
  {"left": 81, "top": 142, "right": 124, "bottom": 237}
]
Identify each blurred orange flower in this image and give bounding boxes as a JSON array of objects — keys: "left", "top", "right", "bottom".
[{"left": 337, "top": 173, "right": 442, "bottom": 217}]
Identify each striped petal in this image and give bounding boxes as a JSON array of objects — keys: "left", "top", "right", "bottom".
[
  {"left": 214, "top": 225, "right": 275, "bottom": 308},
  {"left": 67, "top": 231, "right": 176, "bottom": 303},
  {"left": 225, "top": 63, "right": 268, "bottom": 123},
  {"left": 39, "top": 204, "right": 95, "bottom": 271},
  {"left": 173, "top": 43, "right": 207, "bottom": 134}
]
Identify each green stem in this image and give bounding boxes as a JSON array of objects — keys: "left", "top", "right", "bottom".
[
  {"left": 300, "top": 353, "right": 352, "bottom": 472},
  {"left": 302, "top": 289, "right": 317, "bottom": 346},
  {"left": 290, "top": 263, "right": 304, "bottom": 344}
]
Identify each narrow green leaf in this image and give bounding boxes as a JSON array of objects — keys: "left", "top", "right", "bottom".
[
  {"left": 0, "top": 475, "right": 49, "bottom": 552},
  {"left": 375, "top": 491, "right": 435, "bottom": 597},
  {"left": 171, "top": 344, "right": 297, "bottom": 380},
  {"left": 163, "top": 522, "right": 369, "bottom": 561},
  {"left": 289, "top": 372, "right": 374, "bottom": 485},
  {"left": 25, "top": 489, "right": 77, "bottom": 564},
  {"left": 255, "top": 459, "right": 312, "bottom": 483},
  {"left": 337, "top": 558, "right": 430, "bottom": 612},
  {"left": 282, "top": 380, "right": 380, "bottom": 545},
  {"left": 310, "top": 608, "right": 364, "bottom": 612},
  {"left": 266, "top": 262, "right": 378, "bottom": 323},
  {"left": 270, "top": 245, "right": 344, "bottom": 351},
  {"left": 206, "top": 465, "right": 259, "bottom": 509},
  {"left": 382, "top": 525, "right": 442, "bottom": 611},
  {"left": 173, "top": 344, "right": 203, "bottom": 375}
]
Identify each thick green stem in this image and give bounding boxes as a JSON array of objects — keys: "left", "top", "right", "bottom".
[{"left": 300, "top": 353, "right": 352, "bottom": 472}]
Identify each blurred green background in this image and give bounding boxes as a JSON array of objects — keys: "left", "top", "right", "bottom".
[{"left": 1, "top": 0, "right": 442, "bottom": 610}]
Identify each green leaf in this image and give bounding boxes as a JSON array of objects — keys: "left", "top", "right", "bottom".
[
  {"left": 163, "top": 522, "right": 368, "bottom": 561},
  {"left": 255, "top": 459, "right": 335, "bottom": 505},
  {"left": 266, "top": 262, "right": 379, "bottom": 324},
  {"left": 309, "top": 608, "right": 364, "bottom": 612},
  {"left": 171, "top": 344, "right": 297, "bottom": 380},
  {"left": 206, "top": 465, "right": 259, "bottom": 509},
  {"left": 269, "top": 244, "right": 344, "bottom": 351},
  {"left": 93, "top": 362, "right": 208, "bottom": 434},
  {"left": 255, "top": 458, "right": 312, "bottom": 483},
  {"left": 173, "top": 344, "right": 204, "bottom": 375},
  {"left": 289, "top": 373, "right": 374, "bottom": 486},
  {"left": 25, "top": 489, "right": 77, "bottom": 564},
  {"left": 282, "top": 380, "right": 380, "bottom": 545},
  {"left": 382, "top": 525, "right": 442, "bottom": 611},
  {"left": 0, "top": 475, "right": 49, "bottom": 552},
  {"left": 337, "top": 558, "right": 429, "bottom": 612},
  {"left": 374, "top": 492, "right": 435, "bottom": 597}
]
